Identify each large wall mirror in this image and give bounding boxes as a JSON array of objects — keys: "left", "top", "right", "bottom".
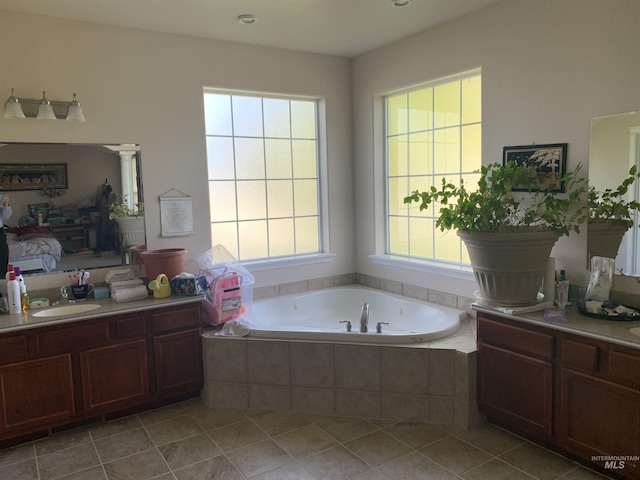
[
  {"left": 589, "top": 111, "right": 640, "bottom": 274},
  {"left": 0, "top": 142, "right": 144, "bottom": 276}
]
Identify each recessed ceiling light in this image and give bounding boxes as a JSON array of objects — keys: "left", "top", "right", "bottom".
[
  {"left": 391, "top": 0, "right": 412, "bottom": 6},
  {"left": 237, "top": 14, "right": 257, "bottom": 25}
]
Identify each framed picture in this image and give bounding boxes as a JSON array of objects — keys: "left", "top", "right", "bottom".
[
  {"left": 503, "top": 143, "right": 567, "bottom": 192},
  {"left": 0, "top": 163, "right": 68, "bottom": 191}
]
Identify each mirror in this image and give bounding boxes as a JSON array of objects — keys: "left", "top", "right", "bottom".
[
  {"left": 0, "top": 142, "right": 144, "bottom": 276},
  {"left": 589, "top": 111, "right": 640, "bottom": 274}
]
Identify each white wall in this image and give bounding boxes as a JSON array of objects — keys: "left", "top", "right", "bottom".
[
  {"left": 352, "top": 0, "right": 640, "bottom": 295},
  {"left": 0, "top": 10, "right": 355, "bottom": 287}
]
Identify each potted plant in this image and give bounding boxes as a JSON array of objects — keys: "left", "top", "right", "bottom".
[
  {"left": 109, "top": 198, "right": 145, "bottom": 247},
  {"left": 404, "top": 161, "right": 588, "bottom": 305},
  {"left": 587, "top": 165, "right": 640, "bottom": 260}
]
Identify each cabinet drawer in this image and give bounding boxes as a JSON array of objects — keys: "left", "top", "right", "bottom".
[
  {"left": 0, "top": 335, "right": 29, "bottom": 365},
  {"left": 561, "top": 339, "right": 599, "bottom": 373},
  {"left": 478, "top": 316, "right": 554, "bottom": 359},
  {"left": 152, "top": 305, "right": 200, "bottom": 333},
  {"left": 37, "top": 322, "right": 110, "bottom": 356},
  {"left": 608, "top": 349, "right": 640, "bottom": 388},
  {"left": 115, "top": 314, "right": 147, "bottom": 339}
]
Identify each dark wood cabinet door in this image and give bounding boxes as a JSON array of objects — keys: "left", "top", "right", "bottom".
[
  {"left": 153, "top": 329, "right": 202, "bottom": 397},
  {"left": 0, "top": 354, "right": 74, "bottom": 433},
  {"left": 478, "top": 342, "right": 554, "bottom": 440},
  {"left": 560, "top": 368, "right": 640, "bottom": 477},
  {"left": 80, "top": 339, "right": 150, "bottom": 414}
]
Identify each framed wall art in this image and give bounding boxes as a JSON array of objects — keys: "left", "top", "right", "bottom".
[
  {"left": 503, "top": 143, "right": 567, "bottom": 192},
  {"left": 0, "top": 163, "right": 68, "bottom": 191}
]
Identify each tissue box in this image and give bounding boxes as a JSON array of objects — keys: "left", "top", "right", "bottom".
[{"left": 171, "top": 275, "right": 208, "bottom": 295}]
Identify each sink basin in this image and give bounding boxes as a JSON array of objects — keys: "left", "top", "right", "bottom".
[
  {"left": 629, "top": 327, "right": 640, "bottom": 337},
  {"left": 32, "top": 303, "right": 102, "bottom": 318}
]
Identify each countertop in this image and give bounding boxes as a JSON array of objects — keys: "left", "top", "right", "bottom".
[
  {"left": 0, "top": 295, "right": 203, "bottom": 334},
  {"left": 473, "top": 303, "right": 640, "bottom": 349}
]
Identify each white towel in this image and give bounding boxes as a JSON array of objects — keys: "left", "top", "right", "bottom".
[
  {"left": 109, "top": 278, "right": 145, "bottom": 289},
  {"left": 105, "top": 268, "right": 136, "bottom": 283},
  {"left": 213, "top": 318, "right": 255, "bottom": 337},
  {"left": 111, "top": 285, "right": 149, "bottom": 303}
]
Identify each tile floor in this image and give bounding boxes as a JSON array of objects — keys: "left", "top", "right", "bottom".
[{"left": 0, "top": 398, "right": 611, "bottom": 480}]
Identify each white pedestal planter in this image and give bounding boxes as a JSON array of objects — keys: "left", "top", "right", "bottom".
[{"left": 115, "top": 216, "right": 145, "bottom": 247}]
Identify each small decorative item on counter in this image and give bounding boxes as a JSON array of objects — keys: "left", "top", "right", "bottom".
[
  {"left": 556, "top": 269, "right": 570, "bottom": 308},
  {"left": 171, "top": 272, "right": 208, "bottom": 296},
  {"left": 148, "top": 274, "right": 172, "bottom": 299}
]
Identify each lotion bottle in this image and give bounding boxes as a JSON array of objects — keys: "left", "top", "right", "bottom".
[
  {"left": 556, "top": 269, "right": 570, "bottom": 308},
  {"left": 7, "top": 272, "right": 21, "bottom": 314}
]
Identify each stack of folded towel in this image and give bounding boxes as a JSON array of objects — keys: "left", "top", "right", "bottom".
[{"left": 105, "top": 268, "right": 149, "bottom": 302}]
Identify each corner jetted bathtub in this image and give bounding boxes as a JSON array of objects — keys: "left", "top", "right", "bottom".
[{"left": 244, "top": 285, "right": 464, "bottom": 344}]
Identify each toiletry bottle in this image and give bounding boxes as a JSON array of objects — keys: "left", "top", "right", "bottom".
[
  {"left": 7, "top": 272, "right": 21, "bottom": 314},
  {"left": 14, "top": 267, "right": 28, "bottom": 311},
  {"left": 557, "top": 269, "right": 570, "bottom": 308}
]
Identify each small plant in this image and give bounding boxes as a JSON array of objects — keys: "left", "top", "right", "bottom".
[
  {"left": 109, "top": 197, "right": 144, "bottom": 220},
  {"left": 404, "top": 161, "right": 588, "bottom": 236},
  {"left": 588, "top": 165, "right": 640, "bottom": 228},
  {"left": 39, "top": 187, "right": 67, "bottom": 201}
]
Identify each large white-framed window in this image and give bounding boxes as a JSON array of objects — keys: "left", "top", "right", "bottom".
[
  {"left": 203, "top": 89, "right": 325, "bottom": 263},
  {"left": 385, "top": 69, "right": 481, "bottom": 271}
]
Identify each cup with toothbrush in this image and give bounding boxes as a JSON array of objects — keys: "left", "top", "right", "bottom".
[{"left": 70, "top": 271, "right": 94, "bottom": 300}]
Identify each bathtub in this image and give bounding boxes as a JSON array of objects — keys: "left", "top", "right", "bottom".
[{"left": 244, "top": 285, "right": 465, "bottom": 344}]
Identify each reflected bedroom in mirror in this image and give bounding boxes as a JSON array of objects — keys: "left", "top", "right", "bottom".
[
  {"left": 0, "top": 142, "right": 144, "bottom": 276},
  {"left": 589, "top": 110, "right": 640, "bottom": 275}
]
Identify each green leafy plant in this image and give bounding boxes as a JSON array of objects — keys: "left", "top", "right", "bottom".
[
  {"left": 404, "top": 161, "right": 588, "bottom": 236},
  {"left": 108, "top": 197, "right": 144, "bottom": 220},
  {"left": 588, "top": 165, "right": 640, "bottom": 228}
]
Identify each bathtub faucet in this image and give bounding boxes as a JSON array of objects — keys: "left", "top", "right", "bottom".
[{"left": 360, "top": 302, "right": 370, "bottom": 333}]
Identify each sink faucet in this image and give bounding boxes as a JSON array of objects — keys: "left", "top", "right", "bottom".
[
  {"left": 56, "top": 286, "right": 75, "bottom": 305},
  {"left": 360, "top": 302, "right": 370, "bottom": 333}
]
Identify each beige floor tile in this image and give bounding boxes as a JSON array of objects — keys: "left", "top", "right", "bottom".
[
  {"left": 419, "top": 435, "right": 492, "bottom": 475},
  {"left": 158, "top": 432, "right": 222, "bottom": 470},
  {"left": 38, "top": 443, "right": 101, "bottom": 480},
  {"left": 273, "top": 424, "right": 338, "bottom": 459},
  {"left": 225, "top": 439, "right": 293, "bottom": 478},
  {"left": 250, "top": 411, "right": 311, "bottom": 436},
  {"left": 344, "top": 430, "right": 412, "bottom": 467},
  {"left": 460, "top": 458, "right": 537, "bottom": 480},
  {"left": 138, "top": 403, "right": 186, "bottom": 426},
  {"left": 207, "top": 419, "right": 269, "bottom": 452},
  {"left": 173, "top": 455, "right": 244, "bottom": 480},
  {"left": 94, "top": 428, "right": 154, "bottom": 463},
  {"left": 0, "top": 442, "right": 34, "bottom": 467},
  {"left": 182, "top": 401, "right": 247, "bottom": 430},
  {"left": 251, "top": 461, "right": 317, "bottom": 480},
  {"left": 89, "top": 415, "right": 143, "bottom": 441},
  {"left": 302, "top": 445, "right": 371, "bottom": 480},
  {"left": 450, "top": 423, "right": 525, "bottom": 456},
  {"left": 145, "top": 415, "right": 203, "bottom": 446},
  {"left": 35, "top": 428, "right": 92, "bottom": 456},
  {"left": 103, "top": 448, "right": 170, "bottom": 480},
  {"left": 56, "top": 465, "right": 107, "bottom": 479},
  {"left": 351, "top": 467, "right": 390, "bottom": 480},
  {"left": 561, "top": 465, "right": 612, "bottom": 479},
  {"left": 499, "top": 441, "right": 580, "bottom": 480},
  {"left": 383, "top": 421, "right": 449, "bottom": 449},
  {"left": 379, "top": 451, "right": 455, "bottom": 480},
  {"left": 0, "top": 458, "right": 38, "bottom": 480},
  {"left": 314, "top": 416, "right": 379, "bottom": 443}
]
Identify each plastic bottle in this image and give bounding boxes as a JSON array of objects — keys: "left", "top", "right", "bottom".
[
  {"left": 14, "top": 267, "right": 28, "bottom": 310},
  {"left": 5, "top": 264, "right": 14, "bottom": 281},
  {"left": 7, "top": 272, "right": 21, "bottom": 314},
  {"left": 557, "top": 269, "right": 570, "bottom": 308}
]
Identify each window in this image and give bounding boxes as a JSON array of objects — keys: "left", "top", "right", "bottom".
[
  {"left": 203, "top": 90, "right": 322, "bottom": 262},
  {"left": 386, "top": 70, "right": 481, "bottom": 269}
]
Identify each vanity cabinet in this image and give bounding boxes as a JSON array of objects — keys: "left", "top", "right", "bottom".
[
  {"left": 478, "top": 312, "right": 640, "bottom": 479},
  {"left": 0, "top": 301, "right": 202, "bottom": 446}
]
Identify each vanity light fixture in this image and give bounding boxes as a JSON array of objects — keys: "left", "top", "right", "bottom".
[
  {"left": 237, "top": 14, "right": 257, "bottom": 25},
  {"left": 391, "top": 0, "right": 412, "bottom": 6},
  {"left": 3, "top": 89, "right": 86, "bottom": 122}
]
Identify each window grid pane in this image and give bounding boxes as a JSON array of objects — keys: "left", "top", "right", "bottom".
[
  {"left": 205, "top": 92, "right": 321, "bottom": 261},
  {"left": 385, "top": 71, "right": 481, "bottom": 267}
]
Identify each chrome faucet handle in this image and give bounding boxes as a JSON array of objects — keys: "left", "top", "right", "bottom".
[
  {"left": 339, "top": 320, "right": 352, "bottom": 332},
  {"left": 376, "top": 321, "right": 389, "bottom": 333}
]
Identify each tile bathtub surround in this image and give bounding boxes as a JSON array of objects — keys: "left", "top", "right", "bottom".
[
  {"left": 0, "top": 398, "right": 611, "bottom": 480},
  {"left": 202, "top": 335, "right": 480, "bottom": 428}
]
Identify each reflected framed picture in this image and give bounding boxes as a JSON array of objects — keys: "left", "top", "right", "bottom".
[
  {"left": 0, "top": 163, "right": 68, "bottom": 191},
  {"left": 503, "top": 143, "right": 567, "bottom": 192}
]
